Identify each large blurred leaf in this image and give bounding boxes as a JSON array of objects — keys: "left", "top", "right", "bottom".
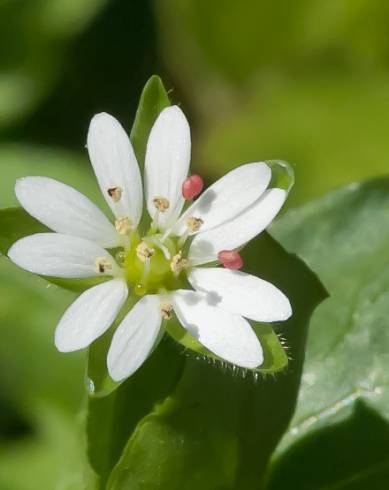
[
  {"left": 266, "top": 177, "right": 389, "bottom": 488},
  {"left": 0, "top": 144, "right": 105, "bottom": 209},
  {"left": 0, "top": 144, "right": 100, "bottom": 488},
  {"left": 85, "top": 233, "right": 325, "bottom": 490},
  {"left": 0, "top": 257, "right": 87, "bottom": 489},
  {"left": 0, "top": 402, "right": 89, "bottom": 490},
  {"left": 157, "top": 0, "right": 389, "bottom": 87},
  {"left": 197, "top": 75, "right": 389, "bottom": 208},
  {"left": 0, "top": 258, "right": 82, "bottom": 412},
  {"left": 156, "top": 1, "right": 389, "bottom": 208},
  {"left": 0, "top": 0, "right": 107, "bottom": 129},
  {"left": 0, "top": 208, "right": 48, "bottom": 255}
]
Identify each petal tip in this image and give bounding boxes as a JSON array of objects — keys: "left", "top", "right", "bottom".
[
  {"left": 107, "top": 364, "right": 125, "bottom": 383},
  {"left": 54, "top": 331, "right": 80, "bottom": 353},
  {"left": 282, "top": 300, "right": 293, "bottom": 321}
]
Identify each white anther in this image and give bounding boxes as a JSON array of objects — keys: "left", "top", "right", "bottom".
[
  {"left": 95, "top": 257, "right": 112, "bottom": 274},
  {"left": 170, "top": 252, "right": 189, "bottom": 274},
  {"left": 136, "top": 242, "right": 155, "bottom": 262},
  {"left": 107, "top": 186, "right": 123, "bottom": 203},
  {"left": 160, "top": 301, "right": 173, "bottom": 320},
  {"left": 153, "top": 196, "right": 170, "bottom": 212},
  {"left": 186, "top": 216, "right": 204, "bottom": 233},
  {"left": 115, "top": 217, "right": 133, "bottom": 235}
]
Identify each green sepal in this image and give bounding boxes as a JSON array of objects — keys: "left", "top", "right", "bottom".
[
  {"left": 130, "top": 75, "right": 171, "bottom": 169},
  {"left": 165, "top": 317, "right": 288, "bottom": 374},
  {"left": 265, "top": 159, "right": 295, "bottom": 193}
]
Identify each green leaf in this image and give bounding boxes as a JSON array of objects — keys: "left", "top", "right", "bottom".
[
  {"left": 130, "top": 75, "right": 170, "bottom": 169},
  {"left": 266, "top": 177, "right": 389, "bottom": 489},
  {"left": 0, "top": 207, "right": 49, "bottom": 255},
  {"left": 0, "top": 257, "right": 89, "bottom": 490},
  {"left": 87, "top": 232, "right": 325, "bottom": 490},
  {"left": 0, "top": 402, "right": 90, "bottom": 490},
  {"left": 87, "top": 338, "right": 185, "bottom": 489},
  {"left": 0, "top": 258, "right": 82, "bottom": 413}
]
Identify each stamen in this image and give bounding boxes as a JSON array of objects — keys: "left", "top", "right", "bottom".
[
  {"left": 153, "top": 197, "right": 170, "bottom": 213},
  {"left": 136, "top": 242, "right": 155, "bottom": 262},
  {"left": 217, "top": 250, "right": 243, "bottom": 270},
  {"left": 160, "top": 301, "right": 173, "bottom": 320},
  {"left": 186, "top": 216, "right": 204, "bottom": 233},
  {"left": 178, "top": 230, "right": 190, "bottom": 248},
  {"left": 161, "top": 227, "right": 172, "bottom": 243},
  {"left": 95, "top": 257, "right": 112, "bottom": 274},
  {"left": 107, "top": 186, "right": 123, "bottom": 203},
  {"left": 182, "top": 175, "right": 204, "bottom": 200},
  {"left": 170, "top": 252, "right": 189, "bottom": 274},
  {"left": 115, "top": 217, "right": 133, "bottom": 235}
]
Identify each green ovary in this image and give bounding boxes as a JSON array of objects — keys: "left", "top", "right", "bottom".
[{"left": 123, "top": 234, "right": 184, "bottom": 296}]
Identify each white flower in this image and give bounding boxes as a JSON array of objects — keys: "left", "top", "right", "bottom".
[{"left": 8, "top": 106, "right": 292, "bottom": 382}]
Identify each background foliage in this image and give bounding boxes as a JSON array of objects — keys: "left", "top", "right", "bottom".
[{"left": 1, "top": 1, "right": 389, "bottom": 489}]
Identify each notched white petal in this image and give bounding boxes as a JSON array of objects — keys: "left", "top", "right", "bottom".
[
  {"left": 188, "top": 268, "right": 292, "bottom": 322},
  {"left": 87, "top": 112, "right": 143, "bottom": 225},
  {"left": 172, "top": 289, "right": 263, "bottom": 369},
  {"left": 15, "top": 176, "right": 119, "bottom": 248},
  {"left": 107, "top": 295, "right": 162, "bottom": 381},
  {"left": 174, "top": 162, "right": 271, "bottom": 236},
  {"left": 189, "top": 188, "right": 286, "bottom": 265},
  {"left": 145, "top": 106, "right": 191, "bottom": 227},
  {"left": 55, "top": 279, "right": 128, "bottom": 352},
  {"left": 8, "top": 233, "right": 120, "bottom": 278}
]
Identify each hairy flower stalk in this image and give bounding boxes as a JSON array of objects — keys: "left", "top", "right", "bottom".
[{"left": 8, "top": 105, "right": 292, "bottom": 382}]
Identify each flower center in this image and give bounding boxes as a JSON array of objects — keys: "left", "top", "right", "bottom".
[{"left": 122, "top": 232, "right": 188, "bottom": 296}]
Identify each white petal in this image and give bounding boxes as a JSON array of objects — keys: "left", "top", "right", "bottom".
[
  {"left": 87, "top": 113, "right": 143, "bottom": 225},
  {"left": 15, "top": 177, "right": 118, "bottom": 248},
  {"left": 145, "top": 106, "right": 191, "bottom": 228},
  {"left": 189, "top": 188, "right": 286, "bottom": 265},
  {"left": 55, "top": 279, "right": 128, "bottom": 352},
  {"left": 188, "top": 268, "right": 291, "bottom": 322},
  {"left": 107, "top": 295, "right": 162, "bottom": 381},
  {"left": 174, "top": 162, "right": 271, "bottom": 236},
  {"left": 8, "top": 233, "right": 120, "bottom": 278},
  {"left": 172, "top": 290, "right": 263, "bottom": 369}
]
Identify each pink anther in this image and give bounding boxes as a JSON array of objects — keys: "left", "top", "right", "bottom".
[
  {"left": 217, "top": 250, "right": 243, "bottom": 270},
  {"left": 182, "top": 175, "right": 204, "bottom": 200}
]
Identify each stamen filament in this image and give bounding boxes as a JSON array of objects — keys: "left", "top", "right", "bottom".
[
  {"left": 150, "top": 210, "right": 160, "bottom": 233},
  {"left": 178, "top": 230, "right": 190, "bottom": 248}
]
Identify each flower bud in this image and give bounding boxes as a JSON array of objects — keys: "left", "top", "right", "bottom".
[
  {"left": 182, "top": 175, "right": 204, "bottom": 200},
  {"left": 217, "top": 250, "right": 243, "bottom": 270}
]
